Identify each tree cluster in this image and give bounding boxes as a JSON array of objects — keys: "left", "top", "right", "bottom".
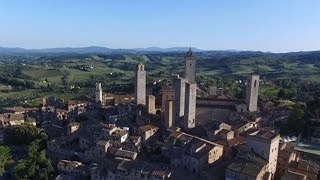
[{"left": 0, "top": 146, "right": 12, "bottom": 176}]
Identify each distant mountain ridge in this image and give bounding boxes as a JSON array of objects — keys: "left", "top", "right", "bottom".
[{"left": 0, "top": 46, "right": 204, "bottom": 54}]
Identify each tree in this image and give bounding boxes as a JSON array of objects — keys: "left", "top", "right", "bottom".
[
  {"left": 13, "top": 140, "right": 54, "bottom": 180},
  {"left": 278, "top": 89, "right": 285, "bottom": 99},
  {"left": 287, "top": 105, "right": 306, "bottom": 133},
  {"left": 5, "top": 124, "right": 44, "bottom": 145},
  {"left": 0, "top": 146, "right": 12, "bottom": 175}
]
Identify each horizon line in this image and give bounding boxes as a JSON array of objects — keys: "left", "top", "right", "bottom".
[{"left": 0, "top": 45, "right": 319, "bottom": 54}]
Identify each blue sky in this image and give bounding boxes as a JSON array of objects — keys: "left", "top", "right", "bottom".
[{"left": 0, "top": 0, "right": 319, "bottom": 52}]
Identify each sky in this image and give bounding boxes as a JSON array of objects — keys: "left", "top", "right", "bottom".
[{"left": 0, "top": 0, "right": 320, "bottom": 52}]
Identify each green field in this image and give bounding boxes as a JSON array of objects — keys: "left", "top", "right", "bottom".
[{"left": 0, "top": 51, "right": 320, "bottom": 107}]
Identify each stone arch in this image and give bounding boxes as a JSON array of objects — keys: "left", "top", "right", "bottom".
[{"left": 156, "top": 110, "right": 162, "bottom": 116}]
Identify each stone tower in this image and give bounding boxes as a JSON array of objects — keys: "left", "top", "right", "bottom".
[
  {"left": 246, "top": 75, "right": 259, "bottom": 112},
  {"left": 146, "top": 95, "right": 156, "bottom": 114},
  {"left": 173, "top": 77, "right": 186, "bottom": 126},
  {"left": 135, "top": 63, "right": 146, "bottom": 105},
  {"left": 95, "top": 83, "right": 103, "bottom": 103},
  {"left": 164, "top": 100, "right": 174, "bottom": 128},
  {"left": 161, "top": 85, "right": 175, "bottom": 111},
  {"left": 185, "top": 47, "right": 196, "bottom": 83},
  {"left": 184, "top": 82, "right": 196, "bottom": 130}
]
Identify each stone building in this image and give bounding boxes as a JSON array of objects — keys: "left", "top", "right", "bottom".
[
  {"left": 185, "top": 47, "right": 196, "bottom": 83},
  {"left": 95, "top": 83, "right": 103, "bottom": 104},
  {"left": 139, "top": 124, "right": 159, "bottom": 142},
  {"left": 208, "top": 86, "right": 217, "bottom": 96},
  {"left": 162, "top": 130, "right": 223, "bottom": 174},
  {"left": 246, "top": 130, "right": 280, "bottom": 178},
  {"left": 246, "top": 75, "right": 260, "bottom": 112},
  {"left": 161, "top": 85, "right": 175, "bottom": 111},
  {"left": 164, "top": 100, "right": 174, "bottom": 128},
  {"left": 67, "top": 122, "right": 80, "bottom": 135},
  {"left": 184, "top": 82, "right": 196, "bottom": 130},
  {"left": 146, "top": 95, "right": 156, "bottom": 114},
  {"left": 135, "top": 63, "right": 146, "bottom": 105},
  {"left": 276, "top": 142, "right": 297, "bottom": 178},
  {"left": 173, "top": 77, "right": 186, "bottom": 125},
  {"left": 226, "top": 160, "right": 267, "bottom": 180}
]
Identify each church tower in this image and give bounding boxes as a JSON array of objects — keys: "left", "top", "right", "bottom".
[
  {"left": 185, "top": 47, "right": 196, "bottom": 83},
  {"left": 246, "top": 75, "right": 259, "bottom": 112},
  {"left": 95, "top": 83, "right": 103, "bottom": 104},
  {"left": 135, "top": 63, "right": 146, "bottom": 105}
]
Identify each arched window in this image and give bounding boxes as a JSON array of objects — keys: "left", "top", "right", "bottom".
[{"left": 254, "top": 80, "right": 257, "bottom": 87}]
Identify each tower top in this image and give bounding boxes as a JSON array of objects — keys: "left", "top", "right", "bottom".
[
  {"left": 137, "top": 63, "right": 145, "bottom": 71},
  {"left": 186, "top": 47, "right": 193, "bottom": 57}
]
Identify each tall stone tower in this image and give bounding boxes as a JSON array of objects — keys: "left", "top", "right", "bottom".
[
  {"left": 246, "top": 75, "right": 259, "bottom": 112},
  {"left": 161, "top": 85, "right": 175, "bottom": 111},
  {"left": 135, "top": 63, "right": 146, "bottom": 105},
  {"left": 183, "top": 82, "right": 196, "bottom": 130},
  {"left": 173, "top": 77, "right": 186, "bottom": 126},
  {"left": 185, "top": 47, "right": 196, "bottom": 83},
  {"left": 164, "top": 100, "right": 174, "bottom": 128},
  {"left": 95, "top": 83, "right": 103, "bottom": 103},
  {"left": 146, "top": 95, "right": 156, "bottom": 114}
]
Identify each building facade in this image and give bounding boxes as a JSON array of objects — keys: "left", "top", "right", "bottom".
[{"left": 246, "top": 130, "right": 280, "bottom": 177}]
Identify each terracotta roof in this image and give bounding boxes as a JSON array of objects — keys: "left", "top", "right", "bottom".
[
  {"left": 58, "top": 160, "right": 82, "bottom": 168},
  {"left": 140, "top": 124, "right": 158, "bottom": 132},
  {"left": 282, "top": 171, "right": 306, "bottom": 180},
  {"left": 215, "top": 136, "right": 246, "bottom": 147},
  {"left": 227, "top": 160, "right": 265, "bottom": 177},
  {"left": 96, "top": 140, "right": 109, "bottom": 146},
  {"left": 169, "top": 131, "right": 182, "bottom": 139},
  {"left": 217, "top": 129, "right": 232, "bottom": 136},
  {"left": 115, "top": 149, "right": 137, "bottom": 160},
  {"left": 111, "top": 129, "right": 128, "bottom": 137},
  {"left": 251, "top": 130, "right": 279, "bottom": 140}
]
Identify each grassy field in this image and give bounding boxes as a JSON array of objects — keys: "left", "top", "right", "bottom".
[
  {"left": 1, "top": 51, "right": 320, "bottom": 107},
  {"left": 22, "top": 69, "right": 62, "bottom": 80}
]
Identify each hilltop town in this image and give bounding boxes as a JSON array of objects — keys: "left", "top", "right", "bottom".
[{"left": 1, "top": 48, "right": 320, "bottom": 180}]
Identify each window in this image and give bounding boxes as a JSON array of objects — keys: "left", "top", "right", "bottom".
[{"left": 254, "top": 80, "right": 257, "bottom": 87}]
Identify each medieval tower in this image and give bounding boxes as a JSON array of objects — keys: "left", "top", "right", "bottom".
[
  {"left": 183, "top": 82, "right": 196, "bottom": 130},
  {"left": 164, "top": 100, "right": 174, "bottom": 128},
  {"left": 95, "top": 83, "right": 103, "bottom": 103},
  {"left": 246, "top": 74, "right": 259, "bottom": 112},
  {"left": 135, "top": 63, "right": 146, "bottom": 105},
  {"left": 146, "top": 95, "right": 156, "bottom": 114},
  {"left": 173, "top": 77, "right": 186, "bottom": 126},
  {"left": 185, "top": 47, "right": 196, "bottom": 83}
]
